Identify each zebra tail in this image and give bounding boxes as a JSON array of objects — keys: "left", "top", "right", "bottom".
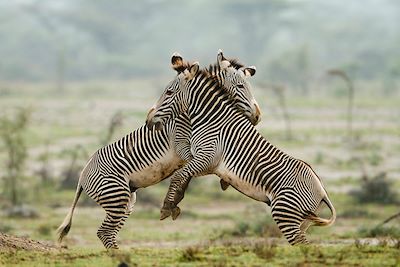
[
  {"left": 56, "top": 184, "right": 83, "bottom": 243},
  {"left": 306, "top": 196, "right": 336, "bottom": 227}
]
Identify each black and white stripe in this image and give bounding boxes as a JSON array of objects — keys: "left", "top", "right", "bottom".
[
  {"left": 148, "top": 54, "right": 336, "bottom": 245},
  {"left": 57, "top": 52, "right": 260, "bottom": 249}
]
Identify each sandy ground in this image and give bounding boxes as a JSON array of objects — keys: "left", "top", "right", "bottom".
[{"left": 0, "top": 233, "right": 57, "bottom": 252}]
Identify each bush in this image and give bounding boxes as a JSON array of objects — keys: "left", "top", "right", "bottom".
[
  {"left": 0, "top": 108, "right": 31, "bottom": 206},
  {"left": 358, "top": 226, "right": 400, "bottom": 238},
  {"left": 351, "top": 172, "right": 398, "bottom": 204}
]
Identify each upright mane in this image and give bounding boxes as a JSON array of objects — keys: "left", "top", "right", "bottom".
[
  {"left": 227, "top": 58, "right": 245, "bottom": 70},
  {"left": 206, "top": 58, "right": 245, "bottom": 74}
]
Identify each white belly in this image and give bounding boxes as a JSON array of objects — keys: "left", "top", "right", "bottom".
[
  {"left": 127, "top": 150, "right": 183, "bottom": 188},
  {"left": 215, "top": 162, "right": 269, "bottom": 202}
]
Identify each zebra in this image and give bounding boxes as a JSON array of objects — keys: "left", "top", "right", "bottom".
[
  {"left": 146, "top": 56, "right": 336, "bottom": 245},
  {"left": 57, "top": 51, "right": 261, "bottom": 249}
]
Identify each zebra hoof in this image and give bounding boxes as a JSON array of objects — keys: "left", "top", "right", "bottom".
[
  {"left": 160, "top": 208, "right": 172, "bottom": 220},
  {"left": 171, "top": 206, "right": 181, "bottom": 220}
]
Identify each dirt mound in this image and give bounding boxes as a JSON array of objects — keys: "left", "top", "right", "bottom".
[{"left": 0, "top": 233, "right": 57, "bottom": 252}]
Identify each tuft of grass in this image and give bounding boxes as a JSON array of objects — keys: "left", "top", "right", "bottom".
[
  {"left": 179, "top": 246, "right": 203, "bottom": 262},
  {"left": 227, "top": 216, "right": 281, "bottom": 238},
  {"left": 251, "top": 241, "right": 277, "bottom": 260},
  {"left": 109, "top": 250, "right": 135, "bottom": 267}
]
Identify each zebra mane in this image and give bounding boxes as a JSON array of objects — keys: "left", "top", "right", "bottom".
[
  {"left": 205, "top": 58, "right": 245, "bottom": 77},
  {"left": 227, "top": 58, "right": 245, "bottom": 70}
]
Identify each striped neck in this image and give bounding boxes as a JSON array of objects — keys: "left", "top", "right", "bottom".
[{"left": 186, "top": 72, "right": 242, "bottom": 127}]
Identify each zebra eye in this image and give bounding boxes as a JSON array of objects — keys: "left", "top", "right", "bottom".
[
  {"left": 237, "top": 84, "right": 245, "bottom": 89},
  {"left": 166, "top": 89, "right": 173, "bottom": 96}
]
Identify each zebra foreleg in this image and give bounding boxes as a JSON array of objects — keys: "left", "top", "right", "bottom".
[
  {"left": 160, "top": 176, "right": 191, "bottom": 220},
  {"left": 160, "top": 171, "right": 194, "bottom": 220}
]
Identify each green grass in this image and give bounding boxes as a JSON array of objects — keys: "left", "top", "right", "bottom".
[
  {"left": 1, "top": 82, "right": 399, "bottom": 265},
  {"left": 1, "top": 243, "right": 399, "bottom": 267}
]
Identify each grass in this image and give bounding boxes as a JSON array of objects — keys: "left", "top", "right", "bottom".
[
  {"left": 1, "top": 243, "right": 399, "bottom": 267},
  {"left": 0, "top": 82, "right": 399, "bottom": 265}
]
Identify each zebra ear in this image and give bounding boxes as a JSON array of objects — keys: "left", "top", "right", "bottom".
[
  {"left": 217, "top": 49, "right": 230, "bottom": 70},
  {"left": 185, "top": 62, "right": 199, "bottom": 80},
  {"left": 241, "top": 66, "right": 256, "bottom": 77},
  {"left": 171, "top": 52, "right": 184, "bottom": 72}
]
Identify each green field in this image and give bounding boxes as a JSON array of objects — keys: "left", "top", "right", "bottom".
[{"left": 0, "top": 81, "right": 399, "bottom": 266}]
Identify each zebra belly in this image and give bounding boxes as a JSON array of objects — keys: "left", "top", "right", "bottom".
[
  {"left": 215, "top": 163, "right": 269, "bottom": 203},
  {"left": 127, "top": 151, "right": 183, "bottom": 188}
]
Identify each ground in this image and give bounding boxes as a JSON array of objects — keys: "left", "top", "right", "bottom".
[{"left": 0, "top": 81, "right": 399, "bottom": 266}]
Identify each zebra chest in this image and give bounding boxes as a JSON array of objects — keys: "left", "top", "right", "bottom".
[
  {"left": 127, "top": 151, "right": 184, "bottom": 188},
  {"left": 215, "top": 162, "right": 270, "bottom": 203}
]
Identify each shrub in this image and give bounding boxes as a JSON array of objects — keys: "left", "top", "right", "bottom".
[
  {"left": 0, "top": 108, "right": 31, "bottom": 206},
  {"left": 351, "top": 172, "right": 398, "bottom": 204},
  {"left": 358, "top": 226, "right": 400, "bottom": 238}
]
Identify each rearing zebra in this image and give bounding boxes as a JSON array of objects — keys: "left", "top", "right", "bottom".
[
  {"left": 146, "top": 56, "right": 336, "bottom": 245},
  {"left": 57, "top": 51, "right": 261, "bottom": 249}
]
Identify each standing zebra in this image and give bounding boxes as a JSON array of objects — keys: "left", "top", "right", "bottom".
[
  {"left": 57, "top": 51, "right": 261, "bottom": 249},
  {"left": 146, "top": 58, "right": 336, "bottom": 245}
]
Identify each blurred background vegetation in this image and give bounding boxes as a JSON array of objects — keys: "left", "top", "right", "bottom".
[
  {"left": 0, "top": 0, "right": 399, "bottom": 91},
  {"left": 0, "top": 0, "right": 399, "bottom": 256}
]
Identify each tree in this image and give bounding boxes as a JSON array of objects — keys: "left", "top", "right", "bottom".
[{"left": 0, "top": 108, "right": 31, "bottom": 206}]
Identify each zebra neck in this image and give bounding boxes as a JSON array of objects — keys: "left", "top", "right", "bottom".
[
  {"left": 187, "top": 82, "right": 238, "bottom": 129},
  {"left": 188, "top": 90, "right": 238, "bottom": 128}
]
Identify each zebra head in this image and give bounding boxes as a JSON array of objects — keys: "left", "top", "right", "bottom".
[
  {"left": 146, "top": 53, "right": 198, "bottom": 130},
  {"left": 215, "top": 49, "right": 261, "bottom": 125}
]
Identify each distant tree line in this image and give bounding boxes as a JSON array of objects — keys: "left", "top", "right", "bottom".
[{"left": 0, "top": 0, "right": 399, "bottom": 92}]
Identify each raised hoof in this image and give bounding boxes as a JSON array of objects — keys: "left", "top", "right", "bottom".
[
  {"left": 160, "top": 208, "right": 172, "bottom": 220},
  {"left": 171, "top": 206, "right": 181, "bottom": 220}
]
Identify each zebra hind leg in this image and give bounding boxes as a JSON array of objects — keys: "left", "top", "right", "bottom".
[
  {"left": 96, "top": 183, "right": 131, "bottom": 249},
  {"left": 115, "top": 191, "right": 137, "bottom": 238},
  {"left": 271, "top": 196, "right": 309, "bottom": 245}
]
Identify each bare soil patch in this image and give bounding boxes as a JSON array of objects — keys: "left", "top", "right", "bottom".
[{"left": 0, "top": 233, "right": 56, "bottom": 252}]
